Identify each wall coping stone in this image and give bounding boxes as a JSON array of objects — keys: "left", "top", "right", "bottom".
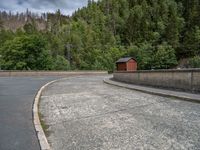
[{"left": 115, "top": 68, "right": 200, "bottom": 73}]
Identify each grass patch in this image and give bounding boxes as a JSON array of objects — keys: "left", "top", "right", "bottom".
[{"left": 38, "top": 112, "right": 51, "bottom": 137}]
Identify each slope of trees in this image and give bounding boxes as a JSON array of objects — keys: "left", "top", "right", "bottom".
[{"left": 0, "top": 0, "right": 199, "bottom": 70}]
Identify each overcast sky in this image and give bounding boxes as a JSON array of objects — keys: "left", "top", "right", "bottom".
[{"left": 0, "top": 0, "right": 96, "bottom": 15}]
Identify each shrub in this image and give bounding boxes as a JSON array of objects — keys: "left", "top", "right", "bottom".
[
  {"left": 152, "top": 43, "right": 178, "bottom": 69},
  {"left": 53, "top": 55, "right": 70, "bottom": 70},
  {"left": 189, "top": 56, "right": 200, "bottom": 68}
]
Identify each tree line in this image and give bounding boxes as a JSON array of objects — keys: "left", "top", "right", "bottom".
[{"left": 0, "top": 0, "right": 199, "bottom": 70}]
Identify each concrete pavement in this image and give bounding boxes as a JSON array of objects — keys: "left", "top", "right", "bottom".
[
  {"left": 40, "top": 75, "right": 200, "bottom": 150},
  {"left": 0, "top": 77, "right": 60, "bottom": 150}
]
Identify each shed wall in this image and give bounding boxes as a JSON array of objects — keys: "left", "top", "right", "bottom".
[{"left": 117, "top": 63, "right": 127, "bottom": 71}]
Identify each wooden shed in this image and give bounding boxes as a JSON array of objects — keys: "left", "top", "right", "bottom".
[{"left": 116, "top": 57, "right": 137, "bottom": 71}]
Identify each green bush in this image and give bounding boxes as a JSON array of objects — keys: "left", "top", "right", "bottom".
[
  {"left": 52, "top": 55, "right": 70, "bottom": 70},
  {"left": 152, "top": 43, "right": 178, "bottom": 69},
  {"left": 189, "top": 56, "right": 200, "bottom": 68}
]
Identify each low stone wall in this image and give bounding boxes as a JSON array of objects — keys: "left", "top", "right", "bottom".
[
  {"left": 113, "top": 69, "right": 200, "bottom": 93},
  {"left": 0, "top": 71, "right": 107, "bottom": 77}
]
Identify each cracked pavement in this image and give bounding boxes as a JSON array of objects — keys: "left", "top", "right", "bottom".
[{"left": 40, "top": 75, "right": 200, "bottom": 150}]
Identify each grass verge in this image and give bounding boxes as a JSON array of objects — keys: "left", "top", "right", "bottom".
[{"left": 38, "top": 112, "right": 51, "bottom": 137}]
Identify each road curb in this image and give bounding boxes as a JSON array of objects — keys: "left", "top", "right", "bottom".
[
  {"left": 103, "top": 78, "right": 200, "bottom": 103},
  {"left": 33, "top": 79, "right": 61, "bottom": 150}
]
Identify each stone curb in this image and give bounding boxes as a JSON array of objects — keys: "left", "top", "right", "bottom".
[
  {"left": 103, "top": 78, "right": 200, "bottom": 103},
  {"left": 33, "top": 79, "right": 61, "bottom": 150}
]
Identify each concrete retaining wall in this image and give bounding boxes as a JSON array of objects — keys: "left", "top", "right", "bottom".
[
  {"left": 113, "top": 69, "right": 200, "bottom": 93},
  {"left": 0, "top": 71, "right": 107, "bottom": 77}
]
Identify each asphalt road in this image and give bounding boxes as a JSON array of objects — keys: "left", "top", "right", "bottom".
[
  {"left": 40, "top": 75, "right": 200, "bottom": 150},
  {"left": 0, "top": 77, "right": 60, "bottom": 150}
]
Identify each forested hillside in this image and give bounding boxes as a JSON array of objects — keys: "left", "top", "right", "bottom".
[{"left": 0, "top": 0, "right": 199, "bottom": 70}]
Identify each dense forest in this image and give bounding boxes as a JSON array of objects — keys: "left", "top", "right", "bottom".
[{"left": 0, "top": 0, "right": 200, "bottom": 71}]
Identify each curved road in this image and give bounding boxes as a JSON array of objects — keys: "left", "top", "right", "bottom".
[
  {"left": 0, "top": 77, "right": 59, "bottom": 150},
  {"left": 40, "top": 75, "right": 200, "bottom": 150}
]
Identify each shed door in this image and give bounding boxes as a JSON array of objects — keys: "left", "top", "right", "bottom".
[{"left": 127, "top": 60, "right": 137, "bottom": 71}]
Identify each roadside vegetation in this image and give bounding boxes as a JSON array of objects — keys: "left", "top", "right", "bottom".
[
  {"left": 0, "top": 0, "right": 199, "bottom": 70},
  {"left": 38, "top": 112, "right": 51, "bottom": 137}
]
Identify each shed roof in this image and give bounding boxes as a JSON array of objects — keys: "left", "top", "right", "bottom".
[{"left": 116, "top": 57, "right": 136, "bottom": 63}]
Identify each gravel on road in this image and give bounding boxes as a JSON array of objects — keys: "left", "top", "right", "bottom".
[{"left": 40, "top": 75, "right": 200, "bottom": 150}]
